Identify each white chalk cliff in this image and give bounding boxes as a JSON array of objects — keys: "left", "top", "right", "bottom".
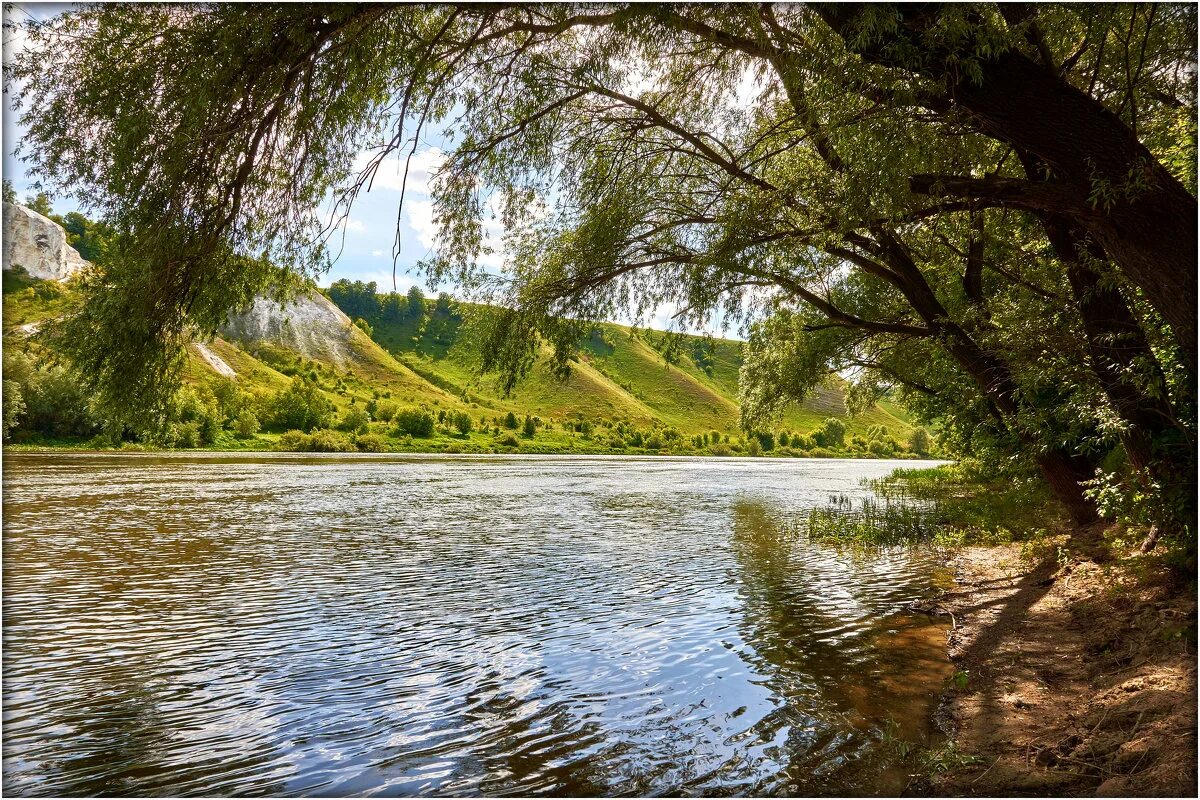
[
  {"left": 219, "top": 290, "right": 358, "bottom": 367},
  {"left": 3, "top": 202, "right": 89, "bottom": 280}
]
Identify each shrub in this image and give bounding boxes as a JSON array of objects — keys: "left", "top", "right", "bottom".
[
  {"left": 355, "top": 433, "right": 387, "bottom": 452},
  {"left": 353, "top": 317, "right": 373, "bottom": 337},
  {"left": 522, "top": 415, "right": 536, "bottom": 437},
  {"left": 393, "top": 409, "right": 435, "bottom": 437},
  {"left": 498, "top": 433, "right": 520, "bottom": 448},
  {"left": 453, "top": 411, "right": 473, "bottom": 435},
  {"left": 710, "top": 442, "right": 733, "bottom": 457},
  {"left": 812, "top": 418, "right": 846, "bottom": 449},
  {"left": 234, "top": 409, "right": 259, "bottom": 438},
  {"left": 269, "top": 376, "right": 333, "bottom": 432},
  {"left": 909, "top": 427, "right": 932, "bottom": 456},
  {"left": 374, "top": 400, "right": 398, "bottom": 422},
  {"left": 747, "top": 438, "right": 762, "bottom": 456},
  {"left": 279, "top": 428, "right": 356, "bottom": 452},
  {"left": 503, "top": 411, "right": 519, "bottom": 429},
  {"left": 338, "top": 405, "right": 370, "bottom": 434}
]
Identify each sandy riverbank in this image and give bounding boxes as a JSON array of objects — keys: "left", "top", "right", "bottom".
[{"left": 924, "top": 544, "right": 1195, "bottom": 796}]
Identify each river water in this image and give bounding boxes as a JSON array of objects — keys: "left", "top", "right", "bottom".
[{"left": 3, "top": 453, "right": 953, "bottom": 796}]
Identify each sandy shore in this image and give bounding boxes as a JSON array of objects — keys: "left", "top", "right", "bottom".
[{"left": 922, "top": 544, "right": 1195, "bottom": 796}]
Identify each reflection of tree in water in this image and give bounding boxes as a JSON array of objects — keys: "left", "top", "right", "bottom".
[{"left": 726, "top": 500, "right": 951, "bottom": 795}]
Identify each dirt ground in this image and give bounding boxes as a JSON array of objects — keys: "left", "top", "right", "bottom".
[{"left": 922, "top": 542, "right": 1196, "bottom": 796}]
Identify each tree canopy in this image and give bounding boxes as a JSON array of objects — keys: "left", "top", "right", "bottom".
[{"left": 7, "top": 3, "right": 1195, "bottom": 549}]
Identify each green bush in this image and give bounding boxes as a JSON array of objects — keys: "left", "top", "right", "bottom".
[
  {"left": 452, "top": 411, "right": 473, "bottom": 435},
  {"left": 269, "top": 376, "right": 332, "bottom": 432},
  {"left": 812, "top": 418, "right": 846, "bottom": 449},
  {"left": 497, "top": 433, "right": 520, "bottom": 448},
  {"left": 393, "top": 409, "right": 435, "bottom": 438},
  {"left": 279, "top": 428, "right": 356, "bottom": 452},
  {"left": 355, "top": 433, "right": 387, "bottom": 452},
  {"left": 522, "top": 415, "right": 536, "bottom": 437},
  {"left": 338, "top": 405, "right": 370, "bottom": 434},
  {"left": 234, "top": 409, "right": 259, "bottom": 438},
  {"left": 503, "top": 411, "right": 519, "bottom": 429},
  {"left": 374, "top": 400, "right": 398, "bottom": 422}
]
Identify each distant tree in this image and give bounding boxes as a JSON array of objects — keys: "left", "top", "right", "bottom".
[
  {"left": 435, "top": 292, "right": 453, "bottom": 315},
  {"left": 269, "top": 376, "right": 333, "bottom": 432},
  {"left": 393, "top": 409, "right": 435, "bottom": 438},
  {"left": 338, "top": 405, "right": 370, "bottom": 433},
  {"left": 909, "top": 428, "right": 932, "bottom": 456},
  {"left": 380, "top": 292, "right": 406, "bottom": 322},
  {"left": 374, "top": 400, "right": 398, "bottom": 422},
  {"left": 756, "top": 431, "right": 775, "bottom": 451},
  {"left": 24, "top": 191, "right": 53, "bottom": 217},
  {"left": 503, "top": 411, "right": 518, "bottom": 429},
  {"left": 454, "top": 411, "right": 473, "bottom": 435},
  {"left": 2, "top": 179, "right": 16, "bottom": 204},
  {"left": 234, "top": 409, "right": 259, "bottom": 438},
  {"left": 812, "top": 418, "right": 846, "bottom": 449},
  {"left": 406, "top": 285, "right": 426, "bottom": 320},
  {"left": 522, "top": 414, "right": 535, "bottom": 437},
  {"left": 328, "top": 279, "right": 381, "bottom": 319}
]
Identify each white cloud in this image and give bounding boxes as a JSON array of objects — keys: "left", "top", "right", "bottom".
[
  {"left": 405, "top": 198, "right": 438, "bottom": 250},
  {"left": 371, "top": 249, "right": 384, "bottom": 257},
  {"left": 352, "top": 147, "right": 445, "bottom": 195}
]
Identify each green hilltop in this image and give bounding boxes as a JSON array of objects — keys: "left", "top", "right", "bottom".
[{"left": 3, "top": 267, "right": 926, "bottom": 457}]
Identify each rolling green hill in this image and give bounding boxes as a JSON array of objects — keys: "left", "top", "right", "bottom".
[{"left": 3, "top": 269, "right": 928, "bottom": 457}]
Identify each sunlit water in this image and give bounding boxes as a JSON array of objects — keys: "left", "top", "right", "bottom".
[{"left": 3, "top": 453, "right": 953, "bottom": 797}]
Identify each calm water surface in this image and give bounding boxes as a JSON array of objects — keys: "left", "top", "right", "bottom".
[{"left": 3, "top": 453, "right": 953, "bottom": 797}]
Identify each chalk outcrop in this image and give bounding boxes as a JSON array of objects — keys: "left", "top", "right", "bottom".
[
  {"left": 219, "top": 290, "right": 357, "bottom": 367},
  {"left": 192, "top": 341, "right": 237, "bottom": 379},
  {"left": 3, "top": 203, "right": 89, "bottom": 281}
]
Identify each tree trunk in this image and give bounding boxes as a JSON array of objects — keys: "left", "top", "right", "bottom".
[
  {"left": 868, "top": 229, "right": 1101, "bottom": 525},
  {"left": 817, "top": 4, "right": 1198, "bottom": 373}
]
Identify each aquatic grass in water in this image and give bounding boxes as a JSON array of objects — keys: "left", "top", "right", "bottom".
[
  {"left": 800, "top": 496, "right": 943, "bottom": 547},
  {"left": 793, "top": 463, "right": 1049, "bottom": 548}
]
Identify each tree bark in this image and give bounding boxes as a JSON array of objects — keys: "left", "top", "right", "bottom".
[
  {"left": 866, "top": 229, "right": 1101, "bottom": 525},
  {"left": 817, "top": 4, "right": 1198, "bottom": 373}
]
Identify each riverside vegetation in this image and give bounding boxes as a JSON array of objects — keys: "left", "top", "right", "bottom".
[
  {"left": 3, "top": 4, "right": 1196, "bottom": 796},
  {"left": 2, "top": 213, "right": 926, "bottom": 459}
]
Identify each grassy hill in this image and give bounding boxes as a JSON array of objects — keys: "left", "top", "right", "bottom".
[{"left": 2, "top": 270, "right": 929, "bottom": 457}]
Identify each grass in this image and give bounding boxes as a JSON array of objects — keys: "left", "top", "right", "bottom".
[{"left": 789, "top": 464, "right": 1062, "bottom": 549}]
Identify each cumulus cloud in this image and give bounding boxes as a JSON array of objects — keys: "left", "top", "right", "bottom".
[{"left": 352, "top": 147, "right": 446, "bottom": 195}]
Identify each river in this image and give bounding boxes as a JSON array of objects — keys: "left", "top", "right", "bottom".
[{"left": 3, "top": 452, "right": 953, "bottom": 796}]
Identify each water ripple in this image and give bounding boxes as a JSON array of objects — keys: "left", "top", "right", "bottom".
[{"left": 3, "top": 453, "right": 952, "bottom": 796}]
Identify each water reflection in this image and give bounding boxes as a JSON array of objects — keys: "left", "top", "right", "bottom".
[
  {"left": 4, "top": 453, "right": 950, "bottom": 796},
  {"left": 727, "top": 501, "right": 952, "bottom": 794}
]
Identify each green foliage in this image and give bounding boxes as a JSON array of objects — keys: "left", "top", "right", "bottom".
[
  {"left": 269, "top": 376, "right": 333, "bottom": 432},
  {"left": 909, "top": 427, "right": 932, "bottom": 456},
  {"left": 353, "top": 317, "right": 373, "bottom": 338},
  {"left": 393, "top": 408, "right": 435, "bottom": 438},
  {"left": 451, "top": 410, "right": 473, "bottom": 435},
  {"left": 338, "top": 404, "right": 370, "bottom": 434},
  {"left": 503, "top": 411, "right": 519, "bottom": 429},
  {"left": 279, "top": 428, "right": 356, "bottom": 452},
  {"left": 355, "top": 432, "right": 387, "bottom": 452},
  {"left": 812, "top": 418, "right": 847, "bottom": 449},
  {"left": 234, "top": 409, "right": 260, "bottom": 438},
  {"left": 374, "top": 400, "right": 398, "bottom": 422},
  {"left": 522, "top": 414, "right": 536, "bottom": 437}
]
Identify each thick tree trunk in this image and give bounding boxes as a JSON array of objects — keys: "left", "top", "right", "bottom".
[
  {"left": 1041, "top": 214, "right": 1196, "bottom": 533},
  {"left": 817, "top": 4, "right": 1198, "bottom": 373},
  {"left": 868, "top": 230, "right": 1101, "bottom": 525}
]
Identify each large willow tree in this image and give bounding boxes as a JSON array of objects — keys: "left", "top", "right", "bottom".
[{"left": 8, "top": 4, "right": 1196, "bottom": 541}]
